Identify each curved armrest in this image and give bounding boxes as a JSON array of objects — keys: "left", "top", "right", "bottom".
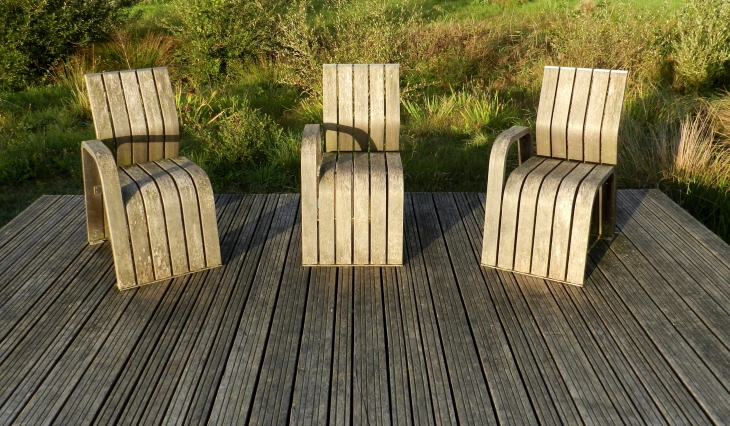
[
  {"left": 81, "top": 140, "right": 135, "bottom": 283},
  {"left": 482, "top": 125, "right": 533, "bottom": 265}
]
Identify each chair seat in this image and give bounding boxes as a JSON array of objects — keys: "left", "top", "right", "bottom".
[
  {"left": 116, "top": 156, "right": 221, "bottom": 285},
  {"left": 488, "top": 156, "right": 614, "bottom": 284}
]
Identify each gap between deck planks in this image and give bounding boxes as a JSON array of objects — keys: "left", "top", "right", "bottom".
[{"left": 0, "top": 191, "right": 729, "bottom": 425}]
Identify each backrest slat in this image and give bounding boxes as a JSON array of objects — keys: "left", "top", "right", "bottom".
[
  {"left": 567, "top": 68, "right": 593, "bottom": 162},
  {"left": 138, "top": 69, "right": 165, "bottom": 161},
  {"left": 120, "top": 70, "right": 149, "bottom": 164},
  {"left": 85, "top": 73, "right": 115, "bottom": 153},
  {"left": 353, "top": 64, "right": 369, "bottom": 151},
  {"left": 323, "top": 64, "right": 338, "bottom": 152},
  {"left": 600, "top": 70, "right": 628, "bottom": 165},
  {"left": 535, "top": 66, "right": 560, "bottom": 157},
  {"left": 385, "top": 64, "right": 400, "bottom": 151},
  {"left": 369, "top": 65, "right": 385, "bottom": 152},
  {"left": 550, "top": 67, "right": 576, "bottom": 160},
  {"left": 583, "top": 69, "right": 610, "bottom": 163},
  {"left": 102, "top": 72, "right": 133, "bottom": 166},
  {"left": 337, "top": 64, "right": 354, "bottom": 151},
  {"left": 152, "top": 67, "right": 179, "bottom": 158}
]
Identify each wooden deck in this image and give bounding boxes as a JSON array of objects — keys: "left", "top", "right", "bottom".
[{"left": 1, "top": 190, "right": 730, "bottom": 425}]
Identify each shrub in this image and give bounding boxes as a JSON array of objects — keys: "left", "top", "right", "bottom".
[
  {"left": 0, "top": 0, "right": 125, "bottom": 89},
  {"left": 672, "top": 0, "right": 730, "bottom": 92}
]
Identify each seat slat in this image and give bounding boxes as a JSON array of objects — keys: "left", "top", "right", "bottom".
[
  {"left": 335, "top": 153, "right": 353, "bottom": 264},
  {"left": 535, "top": 66, "right": 560, "bottom": 157},
  {"left": 124, "top": 165, "right": 172, "bottom": 280},
  {"left": 583, "top": 70, "right": 610, "bottom": 163},
  {"left": 118, "top": 169, "right": 155, "bottom": 284},
  {"left": 385, "top": 64, "right": 400, "bottom": 151},
  {"left": 338, "top": 64, "right": 354, "bottom": 152},
  {"left": 120, "top": 70, "right": 149, "bottom": 164},
  {"left": 550, "top": 67, "right": 576, "bottom": 160},
  {"left": 530, "top": 161, "right": 578, "bottom": 277},
  {"left": 319, "top": 153, "right": 337, "bottom": 264},
  {"left": 137, "top": 69, "right": 165, "bottom": 162},
  {"left": 386, "top": 152, "right": 404, "bottom": 264},
  {"left": 567, "top": 68, "right": 593, "bottom": 162},
  {"left": 548, "top": 163, "right": 596, "bottom": 282},
  {"left": 323, "top": 65, "right": 338, "bottom": 153},
  {"left": 496, "top": 157, "right": 546, "bottom": 270},
  {"left": 353, "top": 152, "right": 370, "bottom": 264},
  {"left": 152, "top": 67, "right": 179, "bottom": 159},
  {"left": 102, "top": 72, "right": 133, "bottom": 167},
  {"left": 85, "top": 74, "right": 115, "bottom": 152},
  {"left": 513, "top": 158, "right": 562, "bottom": 274},
  {"left": 172, "top": 157, "right": 222, "bottom": 268},
  {"left": 370, "top": 65, "right": 385, "bottom": 152},
  {"left": 137, "top": 161, "right": 189, "bottom": 276},
  {"left": 601, "top": 70, "right": 628, "bottom": 165},
  {"left": 156, "top": 158, "right": 205, "bottom": 271},
  {"left": 353, "top": 65, "right": 369, "bottom": 151},
  {"left": 370, "top": 154, "right": 387, "bottom": 264}
]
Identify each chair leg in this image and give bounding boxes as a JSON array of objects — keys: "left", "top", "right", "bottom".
[
  {"left": 82, "top": 148, "right": 107, "bottom": 244},
  {"left": 600, "top": 173, "right": 617, "bottom": 239}
]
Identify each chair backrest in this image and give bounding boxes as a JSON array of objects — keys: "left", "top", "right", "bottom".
[
  {"left": 322, "top": 64, "right": 400, "bottom": 153},
  {"left": 86, "top": 67, "right": 179, "bottom": 167},
  {"left": 535, "top": 66, "right": 627, "bottom": 165}
]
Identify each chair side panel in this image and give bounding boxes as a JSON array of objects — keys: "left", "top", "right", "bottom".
[{"left": 535, "top": 66, "right": 560, "bottom": 157}]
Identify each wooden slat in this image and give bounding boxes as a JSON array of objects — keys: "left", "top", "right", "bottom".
[
  {"left": 120, "top": 70, "right": 149, "bottom": 164},
  {"left": 353, "top": 152, "right": 370, "bottom": 264},
  {"left": 137, "top": 68, "right": 165, "bottom": 161},
  {"left": 301, "top": 124, "right": 321, "bottom": 265},
  {"left": 370, "top": 154, "right": 387, "bottom": 264},
  {"left": 535, "top": 66, "right": 560, "bottom": 157},
  {"left": 601, "top": 70, "right": 628, "bottom": 165},
  {"left": 550, "top": 67, "right": 576, "bottom": 160},
  {"left": 335, "top": 152, "right": 353, "bottom": 264},
  {"left": 156, "top": 158, "right": 205, "bottom": 272},
  {"left": 530, "top": 161, "right": 578, "bottom": 277},
  {"left": 386, "top": 152, "right": 404, "bottom": 264},
  {"left": 171, "top": 157, "right": 221, "bottom": 268},
  {"left": 102, "top": 72, "right": 134, "bottom": 166},
  {"left": 318, "top": 153, "right": 337, "bottom": 264},
  {"left": 152, "top": 67, "right": 179, "bottom": 158},
  {"left": 323, "top": 64, "right": 338, "bottom": 153},
  {"left": 85, "top": 73, "right": 115, "bottom": 152},
  {"left": 548, "top": 162, "right": 595, "bottom": 282},
  {"left": 513, "top": 159, "right": 561, "bottom": 274},
  {"left": 583, "top": 69, "right": 610, "bottom": 163},
  {"left": 329, "top": 268, "right": 353, "bottom": 425},
  {"left": 353, "top": 64, "right": 369, "bottom": 151},
  {"left": 496, "top": 157, "right": 546, "bottom": 270},
  {"left": 119, "top": 169, "right": 155, "bottom": 284},
  {"left": 124, "top": 165, "right": 172, "bottom": 280},
  {"left": 385, "top": 64, "right": 400, "bottom": 151},
  {"left": 337, "top": 64, "right": 354, "bottom": 152},
  {"left": 566, "top": 68, "right": 592, "bottom": 161},
  {"left": 137, "top": 161, "right": 189, "bottom": 276},
  {"left": 370, "top": 64, "right": 385, "bottom": 151}
]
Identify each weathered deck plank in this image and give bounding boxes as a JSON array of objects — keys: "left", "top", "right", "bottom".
[{"left": 0, "top": 191, "right": 729, "bottom": 425}]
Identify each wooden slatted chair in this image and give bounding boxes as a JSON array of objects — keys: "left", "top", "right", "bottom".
[
  {"left": 482, "top": 66, "right": 627, "bottom": 285},
  {"left": 301, "top": 64, "right": 404, "bottom": 265},
  {"left": 82, "top": 67, "right": 221, "bottom": 290}
]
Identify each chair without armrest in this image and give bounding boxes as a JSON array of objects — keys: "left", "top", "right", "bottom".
[
  {"left": 482, "top": 66, "right": 627, "bottom": 285},
  {"left": 83, "top": 67, "right": 221, "bottom": 290},
  {"left": 301, "top": 64, "right": 404, "bottom": 265}
]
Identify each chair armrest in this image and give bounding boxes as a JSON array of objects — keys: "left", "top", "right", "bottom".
[{"left": 301, "top": 124, "right": 323, "bottom": 177}]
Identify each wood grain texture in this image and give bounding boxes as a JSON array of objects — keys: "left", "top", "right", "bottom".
[
  {"left": 386, "top": 152, "right": 404, "bottom": 264},
  {"left": 102, "top": 72, "right": 133, "bottom": 166},
  {"left": 337, "top": 64, "right": 354, "bottom": 152},
  {"left": 118, "top": 169, "right": 155, "bottom": 284},
  {"left": 323, "top": 64, "right": 338, "bottom": 153},
  {"left": 353, "top": 152, "right": 370, "bottom": 264},
  {"left": 385, "top": 64, "right": 400, "bottom": 151},
  {"left": 85, "top": 74, "right": 115, "bottom": 152},
  {"left": 370, "top": 65, "right": 385, "bottom": 152},
  {"left": 137, "top": 68, "right": 165, "bottom": 161},
  {"left": 601, "top": 70, "right": 628, "bottom": 165},
  {"left": 335, "top": 152, "right": 353, "bottom": 264},
  {"left": 535, "top": 66, "right": 560, "bottom": 157},
  {"left": 120, "top": 70, "right": 149, "bottom": 164},
  {"left": 318, "top": 152, "right": 337, "bottom": 264},
  {"left": 550, "top": 67, "right": 576, "bottom": 160},
  {"left": 353, "top": 64, "right": 369, "bottom": 151},
  {"left": 301, "top": 124, "right": 321, "bottom": 265},
  {"left": 566, "top": 68, "right": 592, "bottom": 162},
  {"left": 152, "top": 67, "right": 179, "bottom": 158},
  {"left": 370, "top": 153, "right": 387, "bottom": 264},
  {"left": 583, "top": 70, "right": 610, "bottom": 163}
]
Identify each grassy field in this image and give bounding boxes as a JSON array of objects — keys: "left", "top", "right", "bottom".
[{"left": 2, "top": 0, "right": 730, "bottom": 241}]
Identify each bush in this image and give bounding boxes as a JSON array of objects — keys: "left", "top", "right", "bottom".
[
  {"left": 0, "top": 0, "right": 125, "bottom": 89},
  {"left": 672, "top": 0, "right": 730, "bottom": 91}
]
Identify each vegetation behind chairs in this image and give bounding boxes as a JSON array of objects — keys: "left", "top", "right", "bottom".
[{"left": 2, "top": 0, "right": 730, "bottom": 243}]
